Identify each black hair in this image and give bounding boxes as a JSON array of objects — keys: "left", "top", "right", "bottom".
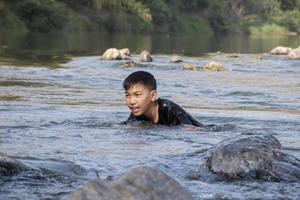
[{"left": 123, "top": 71, "right": 157, "bottom": 91}]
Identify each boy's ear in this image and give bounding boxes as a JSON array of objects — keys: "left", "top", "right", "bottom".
[{"left": 150, "top": 90, "right": 157, "bottom": 101}]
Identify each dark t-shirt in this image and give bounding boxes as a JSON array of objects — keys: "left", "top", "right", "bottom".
[{"left": 124, "top": 98, "right": 204, "bottom": 127}]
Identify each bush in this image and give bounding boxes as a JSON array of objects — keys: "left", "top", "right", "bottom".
[
  {"left": 0, "top": 9, "right": 27, "bottom": 32},
  {"left": 67, "top": 10, "right": 98, "bottom": 32},
  {"left": 172, "top": 15, "right": 213, "bottom": 35},
  {"left": 249, "top": 23, "right": 291, "bottom": 35},
  {"left": 105, "top": 12, "right": 152, "bottom": 33},
  {"left": 15, "top": 0, "right": 69, "bottom": 32},
  {"left": 273, "top": 10, "right": 300, "bottom": 33}
]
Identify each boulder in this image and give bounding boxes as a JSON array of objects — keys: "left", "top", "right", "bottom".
[
  {"left": 204, "top": 134, "right": 300, "bottom": 181},
  {"left": 139, "top": 50, "right": 153, "bottom": 62},
  {"left": 0, "top": 153, "right": 27, "bottom": 176},
  {"left": 270, "top": 46, "right": 293, "bottom": 55},
  {"left": 101, "top": 48, "right": 131, "bottom": 60},
  {"left": 288, "top": 48, "right": 300, "bottom": 59},
  {"left": 170, "top": 55, "right": 183, "bottom": 63},
  {"left": 69, "top": 166, "right": 194, "bottom": 200},
  {"left": 102, "top": 48, "right": 121, "bottom": 60},
  {"left": 119, "top": 48, "right": 131, "bottom": 60}
]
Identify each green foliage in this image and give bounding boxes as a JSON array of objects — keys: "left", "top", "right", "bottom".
[
  {"left": 67, "top": 10, "right": 98, "bottom": 32},
  {"left": 0, "top": 9, "right": 27, "bottom": 32},
  {"left": 0, "top": 0, "right": 300, "bottom": 35},
  {"left": 273, "top": 10, "right": 300, "bottom": 33},
  {"left": 90, "top": 0, "right": 152, "bottom": 22},
  {"left": 15, "top": 0, "right": 69, "bottom": 32},
  {"left": 243, "top": 0, "right": 281, "bottom": 19},
  {"left": 249, "top": 23, "right": 290, "bottom": 35},
  {"left": 205, "top": 0, "right": 229, "bottom": 33},
  {"left": 279, "top": 0, "right": 300, "bottom": 11},
  {"left": 239, "top": 15, "right": 264, "bottom": 34},
  {"left": 105, "top": 12, "right": 152, "bottom": 33},
  {"left": 172, "top": 15, "right": 213, "bottom": 35}
]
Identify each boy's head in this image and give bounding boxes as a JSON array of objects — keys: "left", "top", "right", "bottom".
[
  {"left": 123, "top": 71, "right": 156, "bottom": 91},
  {"left": 123, "top": 71, "right": 157, "bottom": 117}
]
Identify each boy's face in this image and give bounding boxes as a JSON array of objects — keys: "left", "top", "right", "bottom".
[{"left": 125, "top": 83, "right": 157, "bottom": 117}]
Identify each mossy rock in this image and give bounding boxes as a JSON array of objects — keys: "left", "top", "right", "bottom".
[{"left": 183, "top": 61, "right": 225, "bottom": 72}]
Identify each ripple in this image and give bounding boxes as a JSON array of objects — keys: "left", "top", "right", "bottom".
[{"left": 0, "top": 80, "right": 56, "bottom": 87}]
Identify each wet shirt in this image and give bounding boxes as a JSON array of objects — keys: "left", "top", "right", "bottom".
[{"left": 124, "top": 98, "right": 204, "bottom": 127}]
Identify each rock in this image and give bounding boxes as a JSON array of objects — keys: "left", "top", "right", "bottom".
[
  {"left": 101, "top": 48, "right": 131, "bottom": 60},
  {"left": 170, "top": 55, "right": 183, "bottom": 63},
  {"left": 102, "top": 48, "right": 121, "bottom": 60},
  {"left": 121, "top": 61, "right": 138, "bottom": 68},
  {"left": 204, "top": 134, "right": 300, "bottom": 181},
  {"left": 183, "top": 63, "right": 200, "bottom": 71},
  {"left": 139, "top": 50, "right": 153, "bottom": 62},
  {"left": 270, "top": 46, "right": 293, "bottom": 55},
  {"left": 0, "top": 153, "right": 27, "bottom": 176},
  {"left": 288, "top": 48, "right": 300, "bottom": 59},
  {"left": 69, "top": 166, "right": 194, "bottom": 200},
  {"left": 183, "top": 62, "right": 225, "bottom": 72},
  {"left": 203, "top": 61, "right": 225, "bottom": 71},
  {"left": 119, "top": 48, "right": 131, "bottom": 60}
]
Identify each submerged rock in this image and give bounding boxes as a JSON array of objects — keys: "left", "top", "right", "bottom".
[
  {"left": 288, "top": 48, "right": 300, "bottom": 59},
  {"left": 170, "top": 55, "right": 183, "bottom": 63},
  {"left": 121, "top": 60, "right": 138, "bottom": 68},
  {"left": 101, "top": 48, "right": 131, "bottom": 60},
  {"left": 0, "top": 153, "right": 27, "bottom": 176},
  {"left": 270, "top": 46, "right": 293, "bottom": 55},
  {"left": 69, "top": 166, "right": 194, "bottom": 200},
  {"left": 139, "top": 50, "right": 153, "bottom": 62},
  {"left": 226, "top": 53, "right": 239, "bottom": 58},
  {"left": 204, "top": 134, "right": 300, "bottom": 181}
]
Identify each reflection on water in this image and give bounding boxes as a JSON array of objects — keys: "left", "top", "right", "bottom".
[
  {"left": 0, "top": 32, "right": 300, "bottom": 200},
  {"left": 0, "top": 31, "right": 300, "bottom": 57}
]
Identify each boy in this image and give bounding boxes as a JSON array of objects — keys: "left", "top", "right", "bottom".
[{"left": 123, "top": 71, "right": 204, "bottom": 127}]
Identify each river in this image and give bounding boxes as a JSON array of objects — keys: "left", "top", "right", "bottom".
[{"left": 0, "top": 32, "right": 300, "bottom": 199}]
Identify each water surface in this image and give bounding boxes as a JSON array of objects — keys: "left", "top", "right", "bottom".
[{"left": 0, "top": 32, "right": 300, "bottom": 200}]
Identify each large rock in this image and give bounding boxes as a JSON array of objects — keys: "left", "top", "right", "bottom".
[
  {"left": 101, "top": 48, "right": 131, "bottom": 60},
  {"left": 0, "top": 153, "right": 27, "bottom": 176},
  {"left": 270, "top": 46, "right": 293, "bottom": 55},
  {"left": 288, "top": 48, "right": 300, "bottom": 59},
  {"left": 139, "top": 50, "right": 153, "bottom": 62},
  {"left": 69, "top": 166, "right": 194, "bottom": 200},
  {"left": 119, "top": 48, "right": 131, "bottom": 60},
  {"left": 204, "top": 134, "right": 300, "bottom": 181}
]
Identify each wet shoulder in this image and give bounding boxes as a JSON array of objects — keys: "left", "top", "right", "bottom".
[{"left": 158, "top": 98, "right": 184, "bottom": 112}]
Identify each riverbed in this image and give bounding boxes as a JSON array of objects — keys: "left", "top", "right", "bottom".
[{"left": 0, "top": 33, "right": 300, "bottom": 199}]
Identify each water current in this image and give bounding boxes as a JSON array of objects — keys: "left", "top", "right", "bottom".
[{"left": 0, "top": 33, "right": 300, "bottom": 200}]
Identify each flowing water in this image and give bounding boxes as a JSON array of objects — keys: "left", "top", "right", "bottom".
[{"left": 0, "top": 32, "right": 300, "bottom": 199}]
